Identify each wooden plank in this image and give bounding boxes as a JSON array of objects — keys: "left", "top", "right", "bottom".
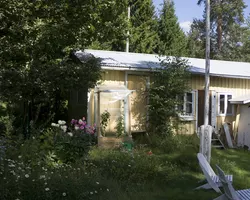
[
  {"left": 233, "top": 104, "right": 240, "bottom": 141},
  {"left": 223, "top": 123, "right": 234, "bottom": 148}
]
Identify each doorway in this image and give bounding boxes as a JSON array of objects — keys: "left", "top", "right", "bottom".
[{"left": 198, "top": 90, "right": 217, "bottom": 129}]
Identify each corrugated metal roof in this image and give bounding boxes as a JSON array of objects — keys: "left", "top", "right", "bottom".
[
  {"left": 229, "top": 94, "right": 250, "bottom": 104},
  {"left": 76, "top": 49, "right": 250, "bottom": 79}
]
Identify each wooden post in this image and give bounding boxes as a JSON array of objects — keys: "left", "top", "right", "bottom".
[
  {"left": 97, "top": 91, "right": 101, "bottom": 137},
  {"left": 204, "top": 0, "right": 210, "bottom": 126},
  {"left": 199, "top": 125, "right": 212, "bottom": 163}
]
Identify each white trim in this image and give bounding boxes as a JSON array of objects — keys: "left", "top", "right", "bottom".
[
  {"left": 217, "top": 92, "right": 234, "bottom": 116},
  {"left": 124, "top": 71, "right": 130, "bottom": 134},
  {"left": 87, "top": 90, "right": 92, "bottom": 124},
  {"left": 179, "top": 91, "right": 196, "bottom": 121}
]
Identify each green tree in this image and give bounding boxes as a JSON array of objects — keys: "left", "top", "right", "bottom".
[
  {"left": 148, "top": 57, "right": 190, "bottom": 136},
  {"left": 87, "top": 0, "right": 129, "bottom": 51},
  {"left": 157, "top": 0, "right": 188, "bottom": 56},
  {"left": 0, "top": 0, "right": 130, "bottom": 135},
  {"left": 187, "top": 19, "right": 206, "bottom": 58},
  {"left": 129, "top": 0, "right": 159, "bottom": 53},
  {"left": 190, "top": 0, "right": 247, "bottom": 60}
]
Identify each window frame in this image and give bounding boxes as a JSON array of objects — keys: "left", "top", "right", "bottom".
[
  {"left": 178, "top": 91, "right": 195, "bottom": 121},
  {"left": 217, "top": 92, "right": 234, "bottom": 116}
]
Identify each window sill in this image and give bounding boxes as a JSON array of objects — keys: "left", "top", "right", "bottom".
[
  {"left": 217, "top": 114, "right": 234, "bottom": 117},
  {"left": 179, "top": 115, "right": 195, "bottom": 121}
]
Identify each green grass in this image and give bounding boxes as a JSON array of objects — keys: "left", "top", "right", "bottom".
[
  {"left": 1, "top": 136, "right": 250, "bottom": 200},
  {"left": 87, "top": 147, "right": 250, "bottom": 200}
]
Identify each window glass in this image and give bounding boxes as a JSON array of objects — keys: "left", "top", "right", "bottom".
[
  {"left": 219, "top": 94, "right": 225, "bottom": 114},
  {"left": 178, "top": 92, "right": 194, "bottom": 116}
]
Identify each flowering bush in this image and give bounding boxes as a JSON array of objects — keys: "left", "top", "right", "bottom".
[
  {"left": 70, "top": 117, "right": 96, "bottom": 135},
  {"left": 50, "top": 117, "right": 97, "bottom": 163}
]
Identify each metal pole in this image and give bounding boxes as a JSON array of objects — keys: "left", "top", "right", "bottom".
[
  {"left": 126, "top": 6, "right": 130, "bottom": 53},
  {"left": 204, "top": 0, "right": 210, "bottom": 126}
]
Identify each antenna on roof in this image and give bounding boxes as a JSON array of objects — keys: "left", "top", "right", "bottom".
[{"left": 126, "top": 5, "right": 130, "bottom": 53}]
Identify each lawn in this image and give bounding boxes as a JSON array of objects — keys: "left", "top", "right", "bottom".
[
  {"left": 1, "top": 135, "right": 250, "bottom": 200},
  {"left": 87, "top": 147, "right": 250, "bottom": 200}
]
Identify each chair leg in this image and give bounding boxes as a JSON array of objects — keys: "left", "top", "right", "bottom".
[
  {"left": 195, "top": 183, "right": 212, "bottom": 190},
  {"left": 213, "top": 194, "right": 226, "bottom": 200}
]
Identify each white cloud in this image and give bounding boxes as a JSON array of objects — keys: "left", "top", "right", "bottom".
[{"left": 180, "top": 21, "right": 192, "bottom": 33}]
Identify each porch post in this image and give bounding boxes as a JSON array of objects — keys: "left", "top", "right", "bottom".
[
  {"left": 97, "top": 91, "right": 101, "bottom": 137},
  {"left": 124, "top": 71, "right": 130, "bottom": 135}
]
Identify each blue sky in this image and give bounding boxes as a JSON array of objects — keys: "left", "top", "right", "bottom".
[{"left": 153, "top": 0, "right": 250, "bottom": 32}]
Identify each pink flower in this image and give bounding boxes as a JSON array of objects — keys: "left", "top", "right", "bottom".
[{"left": 80, "top": 126, "right": 85, "bottom": 130}]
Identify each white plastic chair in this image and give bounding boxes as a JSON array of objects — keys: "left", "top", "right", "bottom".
[
  {"left": 196, "top": 153, "right": 233, "bottom": 193},
  {"left": 214, "top": 165, "right": 250, "bottom": 200}
]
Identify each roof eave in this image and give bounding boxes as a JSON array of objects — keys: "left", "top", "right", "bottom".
[{"left": 101, "top": 65, "right": 250, "bottom": 79}]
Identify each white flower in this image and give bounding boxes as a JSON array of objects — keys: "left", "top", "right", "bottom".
[
  {"left": 25, "top": 174, "right": 29, "bottom": 178},
  {"left": 58, "top": 120, "right": 66, "bottom": 125},
  {"left": 107, "top": 189, "right": 109, "bottom": 192},
  {"left": 95, "top": 191, "right": 97, "bottom": 193},
  {"left": 74, "top": 126, "right": 79, "bottom": 130},
  {"left": 62, "top": 192, "right": 66, "bottom": 196},
  {"left": 61, "top": 125, "right": 67, "bottom": 132},
  {"left": 90, "top": 192, "right": 93, "bottom": 195},
  {"left": 40, "top": 175, "right": 46, "bottom": 179},
  {"left": 128, "top": 165, "right": 131, "bottom": 167},
  {"left": 67, "top": 132, "right": 73, "bottom": 137},
  {"left": 78, "top": 119, "right": 83, "bottom": 123},
  {"left": 96, "top": 182, "right": 99, "bottom": 185},
  {"left": 51, "top": 123, "right": 57, "bottom": 127},
  {"left": 45, "top": 188, "right": 50, "bottom": 191},
  {"left": 18, "top": 155, "right": 22, "bottom": 159},
  {"left": 44, "top": 182, "right": 47, "bottom": 185}
]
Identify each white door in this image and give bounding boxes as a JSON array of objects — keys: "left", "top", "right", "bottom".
[{"left": 238, "top": 105, "right": 250, "bottom": 147}]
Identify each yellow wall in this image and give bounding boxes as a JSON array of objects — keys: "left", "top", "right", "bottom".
[
  {"left": 191, "top": 75, "right": 250, "bottom": 133},
  {"left": 99, "top": 71, "right": 125, "bottom": 134},
  {"left": 127, "top": 74, "right": 148, "bottom": 132},
  {"left": 90, "top": 70, "right": 250, "bottom": 135}
]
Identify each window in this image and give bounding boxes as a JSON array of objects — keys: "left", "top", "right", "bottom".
[
  {"left": 218, "top": 93, "right": 233, "bottom": 115},
  {"left": 178, "top": 91, "right": 195, "bottom": 120}
]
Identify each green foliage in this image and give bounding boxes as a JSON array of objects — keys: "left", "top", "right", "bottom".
[
  {"left": 100, "top": 110, "right": 111, "bottom": 136},
  {"left": 157, "top": 1, "right": 188, "bottom": 56},
  {"left": 129, "top": 0, "right": 159, "bottom": 53},
  {"left": 115, "top": 115, "right": 126, "bottom": 137},
  {"left": 188, "top": 0, "right": 248, "bottom": 61},
  {"left": 148, "top": 57, "right": 191, "bottom": 136}
]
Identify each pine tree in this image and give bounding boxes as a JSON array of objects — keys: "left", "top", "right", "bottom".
[
  {"left": 157, "top": 0, "right": 188, "bottom": 56},
  {"left": 192, "top": 0, "right": 247, "bottom": 60},
  {"left": 187, "top": 19, "right": 206, "bottom": 58},
  {"left": 129, "top": 0, "right": 159, "bottom": 53}
]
